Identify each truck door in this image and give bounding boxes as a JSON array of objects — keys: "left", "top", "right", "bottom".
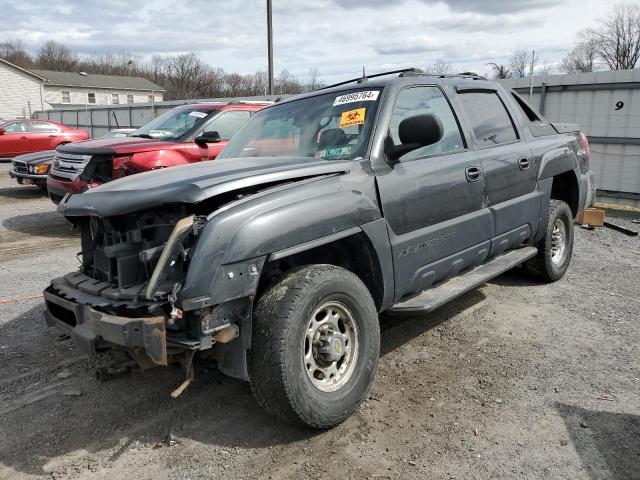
[
  {"left": 455, "top": 87, "right": 539, "bottom": 256},
  {"left": 376, "top": 85, "right": 492, "bottom": 300}
]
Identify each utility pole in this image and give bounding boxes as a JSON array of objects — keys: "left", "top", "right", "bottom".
[
  {"left": 528, "top": 49, "right": 535, "bottom": 102},
  {"left": 267, "top": 0, "right": 274, "bottom": 96}
]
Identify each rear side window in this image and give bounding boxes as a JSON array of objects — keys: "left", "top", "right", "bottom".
[
  {"left": 458, "top": 91, "right": 518, "bottom": 147},
  {"left": 31, "top": 121, "right": 61, "bottom": 133},
  {"left": 511, "top": 92, "right": 556, "bottom": 136}
]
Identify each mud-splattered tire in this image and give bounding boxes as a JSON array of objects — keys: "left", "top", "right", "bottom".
[
  {"left": 523, "top": 199, "right": 574, "bottom": 282},
  {"left": 248, "top": 265, "right": 380, "bottom": 429}
]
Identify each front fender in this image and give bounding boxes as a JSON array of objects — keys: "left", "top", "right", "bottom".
[
  {"left": 179, "top": 184, "right": 381, "bottom": 309},
  {"left": 126, "top": 149, "right": 193, "bottom": 172},
  {"left": 223, "top": 191, "right": 380, "bottom": 262}
]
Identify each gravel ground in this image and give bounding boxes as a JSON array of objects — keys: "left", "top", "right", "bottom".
[{"left": 0, "top": 163, "right": 638, "bottom": 480}]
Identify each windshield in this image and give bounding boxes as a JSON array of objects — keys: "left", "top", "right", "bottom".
[
  {"left": 131, "top": 108, "right": 214, "bottom": 140},
  {"left": 218, "top": 88, "right": 383, "bottom": 161}
]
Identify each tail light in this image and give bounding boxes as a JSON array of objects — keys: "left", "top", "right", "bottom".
[{"left": 578, "top": 132, "right": 591, "bottom": 173}]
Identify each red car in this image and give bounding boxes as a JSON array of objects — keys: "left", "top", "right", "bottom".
[
  {"left": 47, "top": 101, "right": 270, "bottom": 204},
  {"left": 0, "top": 119, "right": 89, "bottom": 158}
]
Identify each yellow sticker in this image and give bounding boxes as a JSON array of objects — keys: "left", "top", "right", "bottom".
[{"left": 339, "top": 108, "right": 366, "bottom": 128}]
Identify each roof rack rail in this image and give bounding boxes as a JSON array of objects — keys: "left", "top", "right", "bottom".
[
  {"left": 319, "top": 67, "right": 422, "bottom": 90},
  {"left": 226, "top": 100, "right": 274, "bottom": 105},
  {"left": 400, "top": 71, "right": 487, "bottom": 80}
]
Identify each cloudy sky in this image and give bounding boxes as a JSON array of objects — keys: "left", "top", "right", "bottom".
[{"left": 2, "top": 0, "right": 639, "bottom": 82}]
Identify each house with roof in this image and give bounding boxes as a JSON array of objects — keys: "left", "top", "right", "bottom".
[{"left": 0, "top": 58, "right": 165, "bottom": 118}]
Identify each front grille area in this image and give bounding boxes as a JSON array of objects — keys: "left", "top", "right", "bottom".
[
  {"left": 50, "top": 153, "right": 93, "bottom": 180},
  {"left": 79, "top": 207, "right": 191, "bottom": 293},
  {"left": 12, "top": 160, "right": 28, "bottom": 173}
]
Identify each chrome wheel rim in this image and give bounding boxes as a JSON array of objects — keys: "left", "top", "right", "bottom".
[
  {"left": 550, "top": 218, "right": 568, "bottom": 265},
  {"left": 303, "top": 301, "right": 359, "bottom": 392}
]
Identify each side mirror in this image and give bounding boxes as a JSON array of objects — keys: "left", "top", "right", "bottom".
[
  {"left": 385, "top": 114, "right": 443, "bottom": 162},
  {"left": 0, "top": 127, "right": 5, "bottom": 135},
  {"left": 195, "top": 130, "right": 221, "bottom": 146}
]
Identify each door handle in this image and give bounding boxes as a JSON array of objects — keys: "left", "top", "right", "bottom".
[
  {"left": 19, "top": 136, "right": 28, "bottom": 139},
  {"left": 518, "top": 157, "right": 530, "bottom": 170},
  {"left": 465, "top": 166, "right": 482, "bottom": 182}
]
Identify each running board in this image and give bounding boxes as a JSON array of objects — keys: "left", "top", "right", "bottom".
[{"left": 389, "top": 247, "right": 538, "bottom": 314}]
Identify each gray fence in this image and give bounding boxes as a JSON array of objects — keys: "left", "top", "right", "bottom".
[
  {"left": 33, "top": 95, "right": 286, "bottom": 139},
  {"left": 500, "top": 70, "right": 640, "bottom": 203}
]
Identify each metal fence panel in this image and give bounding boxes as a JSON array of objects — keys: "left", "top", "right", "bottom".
[
  {"left": 500, "top": 72, "right": 640, "bottom": 196},
  {"left": 33, "top": 95, "right": 285, "bottom": 138}
]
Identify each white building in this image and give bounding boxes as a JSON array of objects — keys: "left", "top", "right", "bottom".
[
  {"left": 0, "top": 59, "right": 47, "bottom": 117},
  {"left": 0, "top": 58, "right": 165, "bottom": 118}
]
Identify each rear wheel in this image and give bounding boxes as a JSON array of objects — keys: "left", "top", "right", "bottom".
[
  {"left": 248, "top": 265, "right": 380, "bottom": 429},
  {"left": 523, "top": 199, "right": 574, "bottom": 282}
]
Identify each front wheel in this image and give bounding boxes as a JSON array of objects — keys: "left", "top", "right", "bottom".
[
  {"left": 523, "top": 199, "right": 574, "bottom": 282},
  {"left": 248, "top": 265, "right": 380, "bottom": 429}
]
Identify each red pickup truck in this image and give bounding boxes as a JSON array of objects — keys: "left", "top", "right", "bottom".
[{"left": 47, "top": 101, "right": 270, "bottom": 204}]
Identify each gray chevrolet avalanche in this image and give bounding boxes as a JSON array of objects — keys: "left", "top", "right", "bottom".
[{"left": 44, "top": 69, "right": 595, "bottom": 428}]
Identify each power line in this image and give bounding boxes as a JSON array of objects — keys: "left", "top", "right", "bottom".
[{"left": 446, "top": 49, "right": 571, "bottom": 65}]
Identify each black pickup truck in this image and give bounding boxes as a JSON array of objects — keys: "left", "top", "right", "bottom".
[{"left": 44, "top": 69, "right": 595, "bottom": 428}]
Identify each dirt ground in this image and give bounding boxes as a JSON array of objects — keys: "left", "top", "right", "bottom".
[{"left": 0, "top": 163, "right": 638, "bottom": 480}]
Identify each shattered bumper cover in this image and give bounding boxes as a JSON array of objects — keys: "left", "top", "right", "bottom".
[{"left": 43, "top": 276, "right": 168, "bottom": 366}]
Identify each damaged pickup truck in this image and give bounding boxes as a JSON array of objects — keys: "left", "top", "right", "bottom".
[{"left": 44, "top": 69, "right": 595, "bottom": 428}]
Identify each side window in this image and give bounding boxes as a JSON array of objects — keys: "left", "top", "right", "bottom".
[
  {"left": 87, "top": 92, "right": 96, "bottom": 104},
  {"left": 510, "top": 92, "right": 556, "bottom": 136},
  {"left": 458, "top": 91, "right": 518, "bottom": 147},
  {"left": 389, "top": 86, "right": 465, "bottom": 161},
  {"left": 203, "top": 111, "right": 251, "bottom": 140},
  {"left": 31, "top": 121, "right": 61, "bottom": 133},
  {"left": 3, "top": 121, "right": 27, "bottom": 133}
]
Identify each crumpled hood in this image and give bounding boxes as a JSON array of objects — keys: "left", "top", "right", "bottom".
[
  {"left": 57, "top": 136, "right": 177, "bottom": 155},
  {"left": 58, "top": 156, "right": 352, "bottom": 217}
]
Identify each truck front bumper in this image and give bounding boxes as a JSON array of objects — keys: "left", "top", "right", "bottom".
[
  {"left": 46, "top": 175, "right": 86, "bottom": 205},
  {"left": 44, "top": 280, "right": 168, "bottom": 366}
]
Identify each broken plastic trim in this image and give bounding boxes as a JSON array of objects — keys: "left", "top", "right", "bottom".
[{"left": 145, "top": 215, "right": 194, "bottom": 300}]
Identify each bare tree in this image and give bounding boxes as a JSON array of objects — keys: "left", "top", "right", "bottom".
[
  {"left": 425, "top": 58, "right": 451, "bottom": 75},
  {"left": 162, "top": 53, "right": 211, "bottom": 99},
  {"left": 36, "top": 40, "right": 77, "bottom": 70},
  {"left": 305, "top": 67, "right": 321, "bottom": 92},
  {"left": 7, "top": 38, "right": 317, "bottom": 100},
  {"left": 487, "top": 62, "right": 511, "bottom": 79},
  {"left": 509, "top": 49, "right": 538, "bottom": 78},
  {"left": 581, "top": 3, "right": 640, "bottom": 70},
  {"left": 561, "top": 40, "right": 598, "bottom": 73},
  {"left": 0, "top": 39, "right": 33, "bottom": 68}
]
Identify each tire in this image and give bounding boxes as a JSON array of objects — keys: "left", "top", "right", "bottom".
[
  {"left": 523, "top": 199, "right": 574, "bottom": 282},
  {"left": 248, "top": 265, "right": 380, "bottom": 429}
]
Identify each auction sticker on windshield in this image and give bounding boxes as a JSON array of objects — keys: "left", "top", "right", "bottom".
[
  {"left": 315, "top": 146, "right": 352, "bottom": 158},
  {"left": 189, "top": 111, "right": 208, "bottom": 118},
  {"left": 340, "top": 108, "right": 366, "bottom": 128},
  {"left": 333, "top": 90, "right": 379, "bottom": 106}
]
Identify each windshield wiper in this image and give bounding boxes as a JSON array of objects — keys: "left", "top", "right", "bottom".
[{"left": 130, "top": 133, "right": 153, "bottom": 139}]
